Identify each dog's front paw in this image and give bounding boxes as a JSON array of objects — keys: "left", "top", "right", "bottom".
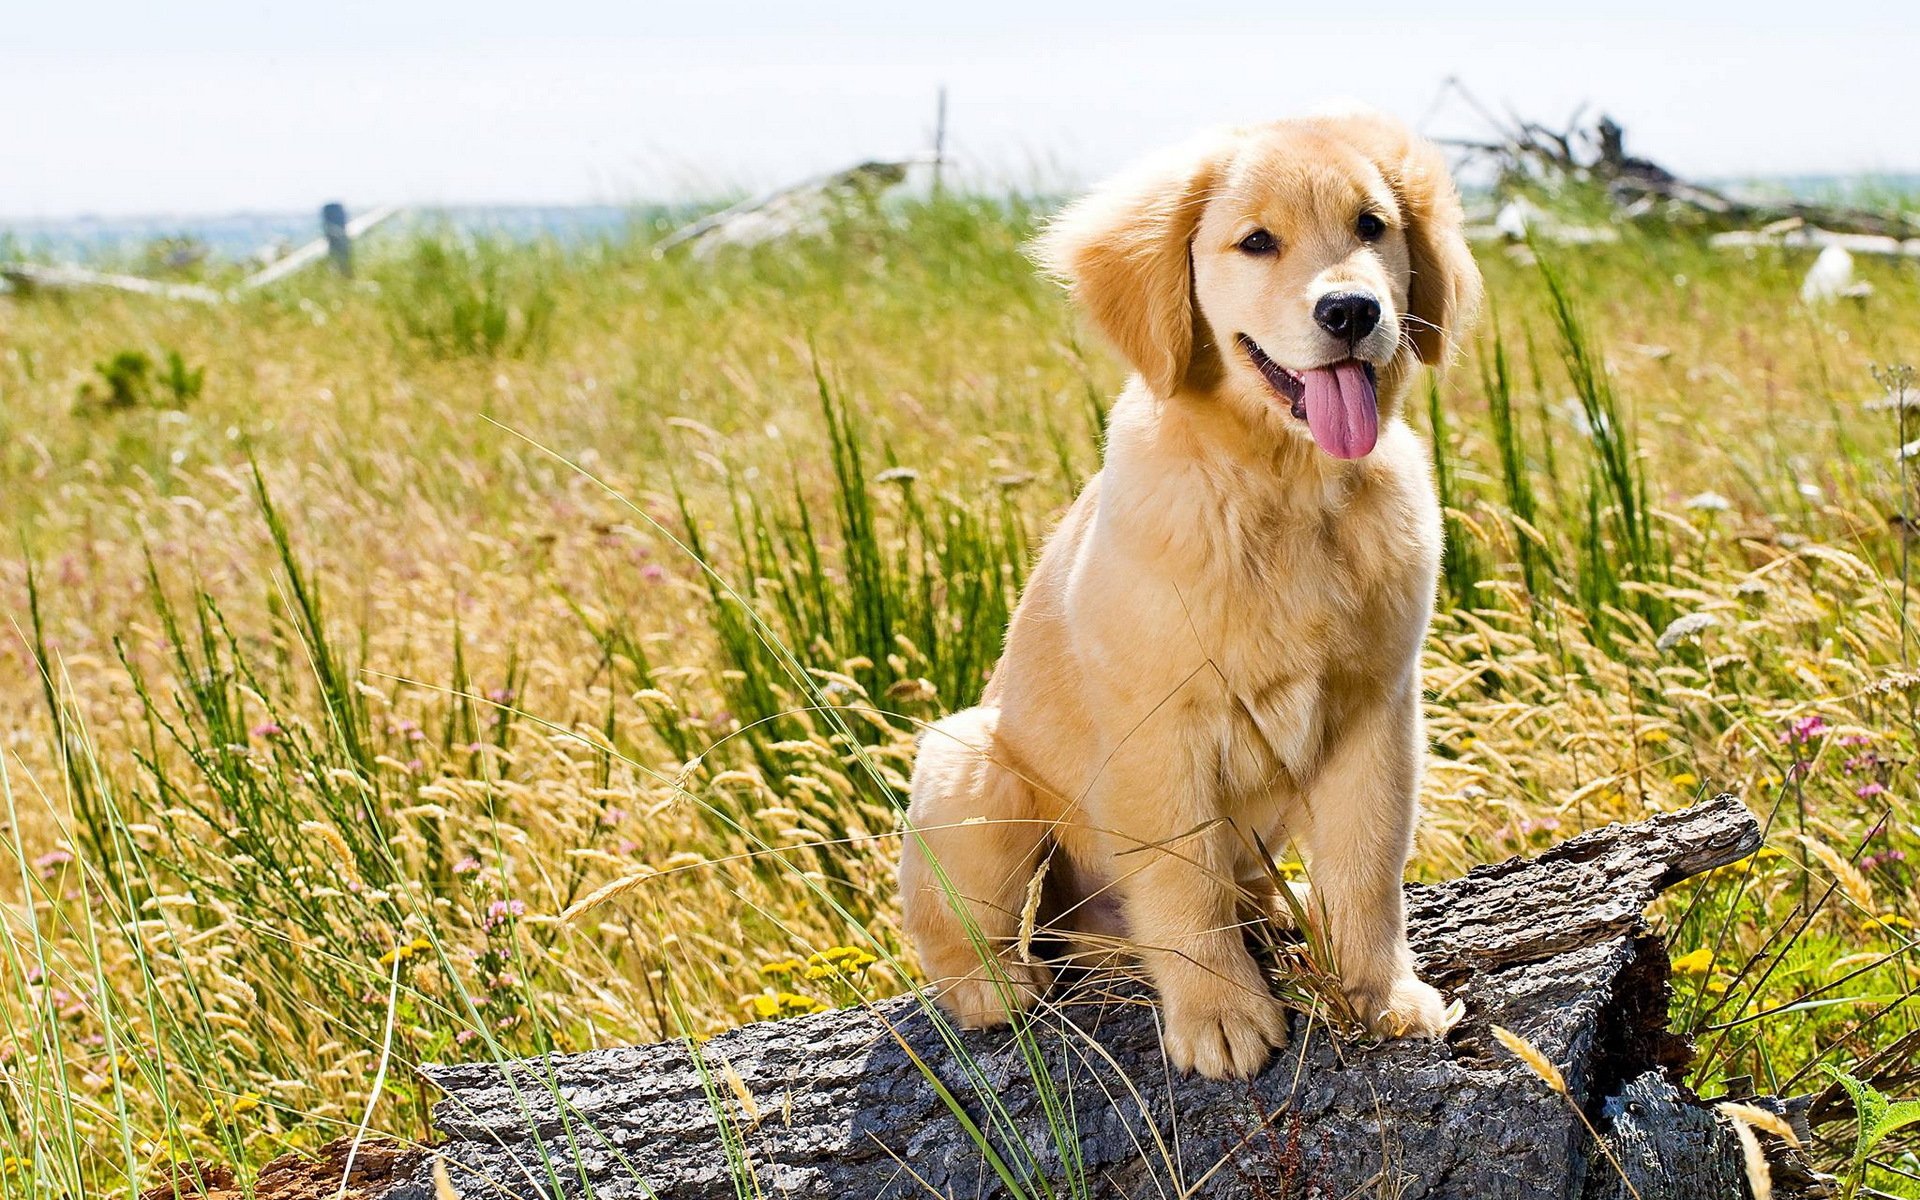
[
  {"left": 936, "top": 961, "right": 1051, "bottom": 1028},
  {"left": 1163, "top": 982, "right": 1290, "bottom": 1079},
  {"left": 1349, "top": 974, "right": 1454, "bottom": 1039}
]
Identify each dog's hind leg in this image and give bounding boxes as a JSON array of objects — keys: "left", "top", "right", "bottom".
[{"left": 899, "top": 706, "right": 1053, "bottom": 1027}]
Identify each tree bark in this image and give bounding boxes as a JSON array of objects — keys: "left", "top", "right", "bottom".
[{"left": 376, "top": 794, "right": 1822, "bottom": 1199}]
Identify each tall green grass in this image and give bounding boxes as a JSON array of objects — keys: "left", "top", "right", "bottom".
[
  {"left": 688, "top": 368, "right": 1026, "bottom": 736},
  {"left": 378, "top": 232, "right": 559, "bottom": 360}
]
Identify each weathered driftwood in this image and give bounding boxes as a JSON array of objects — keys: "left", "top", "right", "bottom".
[
  {"left": 1435, "top": 83, "right": 1916, "bottom": 244},
  {"left": 1, "top": 204, "right": 402, "bottom": 303},
  {"left": 0, "top": 262, "right": 227, "bottom": 303},
  {"left": 651, "top": 157, "right": 935, "bottom": 258},
  {"left": 361, "top": 793, "right": 1824, "bottom": 1200}
]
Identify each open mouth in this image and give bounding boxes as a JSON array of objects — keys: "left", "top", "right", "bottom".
[{"left": 1238, "top": 334, "right": 1381, "bottom": 460}]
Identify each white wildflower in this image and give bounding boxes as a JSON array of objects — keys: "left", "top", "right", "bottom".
[{"left": 1657, "top": 612, "right": 1718, "bottom": 652}]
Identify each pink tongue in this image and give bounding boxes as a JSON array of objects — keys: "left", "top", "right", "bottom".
[{"left": 1302, "top": 361, "right": 1379, "bottom": 459}]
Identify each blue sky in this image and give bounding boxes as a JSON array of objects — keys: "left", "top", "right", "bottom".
[{"left": 6, "top": 1, "right": 1918, "bottom": 217}]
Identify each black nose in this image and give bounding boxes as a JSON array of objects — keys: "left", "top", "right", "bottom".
[{"left": 1314, "top": 292, "right": 1381, "bottom": 344}]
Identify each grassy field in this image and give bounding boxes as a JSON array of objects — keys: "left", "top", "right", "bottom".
[{"left": 3, "top": 195, "right": 1919, "bottom": 1196}]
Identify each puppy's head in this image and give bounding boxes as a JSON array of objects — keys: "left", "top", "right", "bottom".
[{"left": 1038, "top": 111, "right": 1481, "bottom": 460}]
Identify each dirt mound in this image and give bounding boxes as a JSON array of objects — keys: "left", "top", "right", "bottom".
[{"left": 139, "top": 1138, "right": 425, "bottom": 1200}]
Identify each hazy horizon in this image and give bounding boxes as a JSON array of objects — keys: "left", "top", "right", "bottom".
[{"left": 7, "top": 1, "right": 1919, "bottom": 221}]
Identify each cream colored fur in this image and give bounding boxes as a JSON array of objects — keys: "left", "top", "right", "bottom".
[{"left": 898, "top": 111, "right": 1483, "bottom": 1080}]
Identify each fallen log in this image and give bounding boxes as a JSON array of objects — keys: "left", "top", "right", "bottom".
[{"left": 351, "top": 793, "right": 1823, "bottom": 1199}]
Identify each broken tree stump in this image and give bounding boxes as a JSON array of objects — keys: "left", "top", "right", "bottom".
[{"left": 383, "top": 794, "right": 1820, "bottom": 1199}]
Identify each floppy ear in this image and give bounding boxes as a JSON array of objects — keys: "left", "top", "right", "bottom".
[
  {"left": 1317, "top": 113, "right": 1483, "bottom": 366},
  {"left": 1036, "top": 134, "right": 1237, "bottom": 397},
  {"left": 1396, "top": 136, "right": 1483, "bottom": 365}
]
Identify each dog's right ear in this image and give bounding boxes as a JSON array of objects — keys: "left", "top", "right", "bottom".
[{"left": 1035, "top": 133, "right": 1238, "bottom": 398}]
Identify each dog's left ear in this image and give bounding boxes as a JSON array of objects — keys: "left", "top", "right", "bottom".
[
  {"left": 1319, "top": 112, "right": 1484, "bottom": 366},
  {"left": 1397, "top": 137, "right": 1483, "bottom": 366},
  {"left": 1036, "top": 132, "right": 1240, "bottom": 397}
]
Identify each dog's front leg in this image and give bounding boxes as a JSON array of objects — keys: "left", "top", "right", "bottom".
[
  {"left": 1300, "top": 684, "right": 1450, "bottom": 1038},
  {"left": 1099, "top": 735, "right": 1288, "bottom": 1079}
]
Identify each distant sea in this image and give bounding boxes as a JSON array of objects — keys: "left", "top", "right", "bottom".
[
  {"left": 3, "top": 174, "right": 1914, "bottom": 266},
  {"left": 0, "top": 204, "right": 686, "bottom": 266}
]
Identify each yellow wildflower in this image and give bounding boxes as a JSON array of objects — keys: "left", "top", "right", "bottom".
[
  {"left": 377, "top": 936, "right": 432, "bottom": 966},
  {"left": 1671, "top": 947, "right": 1714, "bottom": 975},
  {"left": 741, "top": 992, "right": 828, "bottom": 1020},
  {"left": 805, "top": 946, "right": 876, "bottom": 973}
]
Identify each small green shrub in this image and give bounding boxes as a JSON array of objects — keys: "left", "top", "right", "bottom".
[
  {"left": 76, "top": 348, "right": 203, "bottom": 412},
  {"left": 82, "top": 349, "right": 154, "bottom": 410},
  {"left": 381, "top": 233, "right": 558, "bottom": 360},
  {"left": 140, "top": 235, "right": 210, "bottom": 278},
  {"left": 159, "top": 349, "right": 204, "bottom": 405},
  {"left": 1826, "top": 1068, "right": 1920, "bottom": 1199}
]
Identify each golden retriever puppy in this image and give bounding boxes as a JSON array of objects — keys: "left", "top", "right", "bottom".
[{"left": 898, "top": 110, "right": 1482, "bottom": 1079}]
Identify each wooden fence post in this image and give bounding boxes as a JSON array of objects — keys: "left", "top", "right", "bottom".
[
  {"left": 321, "top": 202, "right": 351, "bottom": 276},
  {"left": 932, "top": 86, "right": 948, "bottom": 197}
]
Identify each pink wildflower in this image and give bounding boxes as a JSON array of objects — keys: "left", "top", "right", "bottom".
[
  {"left": 483, "top": 898, "right": 527, "bottom": 932},
  {"left": 1782, "top": 715, "right": 1831, "bottom": 745}
]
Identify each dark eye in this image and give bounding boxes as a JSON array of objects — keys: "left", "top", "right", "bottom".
[
  {"left": 1238, "top": 229, "right": 1277, "bottom": 255},
  {"left": 1356, "top": 212, "right": 1386, "bottom": 242}
]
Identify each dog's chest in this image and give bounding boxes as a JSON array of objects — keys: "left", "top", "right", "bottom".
[
  {"left": 1206, "top": 522, "right": 1358, "bottom": 788},
  {"left": 1209, "top": 476, "right": 1377, "bottom": 648},
  {"left": 1081, "top": 450, "right": 1425, "bottom": 787}
]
